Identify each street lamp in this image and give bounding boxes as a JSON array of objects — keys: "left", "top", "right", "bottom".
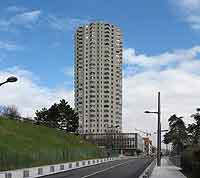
[
  {"left": 144, "top": 92, "right": 161, "bottom": 167},
  {"left": 153, "top": 129, "right": 168, "bottom": 134},
  {"left": 144, "top": 111, "right": 158, "bottom": 114},
  {"left": 0, "top": 76, "right": 18, "bottom": 87}
]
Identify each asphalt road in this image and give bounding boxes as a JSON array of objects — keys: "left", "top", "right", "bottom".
[{"left": 42, "top": 158, "right": 153, "bottom": 178}]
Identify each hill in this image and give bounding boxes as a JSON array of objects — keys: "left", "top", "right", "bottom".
[{"left": 0, "top": 117, "right": 104, "bottom": 171}]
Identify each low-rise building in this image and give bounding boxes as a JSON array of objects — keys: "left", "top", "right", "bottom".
[{"left": 82, "top": 133, "right": 144, "bottom": 156}]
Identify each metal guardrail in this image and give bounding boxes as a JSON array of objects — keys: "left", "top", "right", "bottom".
[
  {"left": 169, "top": 155, "right": 181, "bottom": 167},
  {"left": 0, "top": 148, "right": 105, "bottom": 171},
  {"left": 139, "top": 159, "right": 156, "bottom": 178}
]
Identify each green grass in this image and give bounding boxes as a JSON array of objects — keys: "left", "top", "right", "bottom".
[{"left": 0, "top": 117, "right": 105, "bottom": 171}]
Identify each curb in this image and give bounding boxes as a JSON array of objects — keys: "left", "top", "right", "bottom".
[
  {"left": 139, "top": 159, "right": 156, "bottom": 178},
  {"left": 0, "top": 157, "right": 119, "bottom": 178}
]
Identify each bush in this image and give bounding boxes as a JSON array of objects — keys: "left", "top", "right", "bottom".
[{"left": 181, "top": 145, "right": 200, "bottom": 177}]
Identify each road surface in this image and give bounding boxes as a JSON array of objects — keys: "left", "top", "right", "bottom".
[{"left": 42, "top": 158, "right": 153, "bottom": 178}]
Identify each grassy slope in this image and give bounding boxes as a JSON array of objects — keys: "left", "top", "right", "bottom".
[{"left": 0, "top": 117, "right": 103, "bottom": 171}]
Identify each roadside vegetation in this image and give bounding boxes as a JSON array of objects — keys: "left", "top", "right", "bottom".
[
  {"left": 0, "top": 100, "right": 105, "bottom": 171},
  {"left": 163, "top": 110, "right": 200, "bottom": 178}
]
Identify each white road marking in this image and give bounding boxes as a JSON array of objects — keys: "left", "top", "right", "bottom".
[{"left": 81, "top": 159, "right": 133, "bottom": 178}]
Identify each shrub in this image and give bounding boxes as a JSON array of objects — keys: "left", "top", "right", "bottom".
[{"left": 181, "top": 145, "right": 200, "bottom": 177}]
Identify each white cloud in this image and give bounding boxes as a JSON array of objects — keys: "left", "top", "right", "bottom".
[
  {"left": 12, "top": 10, "right": 41, "bottom": 25},
  {"left": 0, "top": 10, "right": 42, "bottom": 30},
  {"left": 0, "top": 7, "right": 89, "bottom": 32},
  {"left": 6, "top": 6, "right": 28, "bottom": 13},
  {"left": 123, "top": 46, "right": 200, "bottom": 70},
  {"left": 0, "top": 67, "right": 73, "bottom": 118},
  {"left": 0, "top": 41, "right": 21, "bottom": 51},
  {"left": 46, "top": 15, "right": 90, "bottom": 31},
  {"left": 176, "top": 0, "right": 200, "bottom": 12},
  {"left": 63, "top": 67, "right": 74, "bottom": 77},
  {"left": 171, "top": 0, "right": 200, "bottom": 30},
  {"left": 186, "top": 15, "right": 200, "bottom": 29},
  {"left": 123, "top": 46, "right": 200, "bottom": 145}
]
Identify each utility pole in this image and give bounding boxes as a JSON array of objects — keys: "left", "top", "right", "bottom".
[
  {"left": 157, "top": 91, "right": 161, "bottom": 166},
  {"left": 144, "top": 91, "right": 162, "bottom": 167}
]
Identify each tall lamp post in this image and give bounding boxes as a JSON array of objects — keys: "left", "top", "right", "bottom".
[
  {"left": 0, "top": 76, "right": 18, "bottom": 87},
  {"left": 144, "top": 92, "right": 161, "bottom": 167}
]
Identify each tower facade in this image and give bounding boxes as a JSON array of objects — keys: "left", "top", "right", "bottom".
[{"left": 74, "top": 22, "right": 122, "bottom": 134}]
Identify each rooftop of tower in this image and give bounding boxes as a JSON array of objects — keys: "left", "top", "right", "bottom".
[{"left": 75, "top": 21, "right": 121, "bottom": 31}]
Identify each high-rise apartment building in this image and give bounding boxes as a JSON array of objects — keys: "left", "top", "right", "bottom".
[{"left": 74, "top": 22, "right": 122, "bottom": 134}]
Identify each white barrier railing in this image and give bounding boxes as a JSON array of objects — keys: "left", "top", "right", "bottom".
[
  {"left": 139, "top": 159, "right": 156, "bottom": 178},
  {"left": 0, "top": 157, "right": 117, "bottom": 178}
]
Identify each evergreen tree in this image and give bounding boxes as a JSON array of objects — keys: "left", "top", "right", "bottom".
[
  {"left": 35, "top": 107, "right": 48, "bottom": 125},
  {"left": 163, "top": 114, "right": 187, "bottom": 154},
  {"left": 188, "top": 109, "right": 200, "bottom": 145},
  {"left": 34, "top": 99, "right": 79, "bottom": 133}
]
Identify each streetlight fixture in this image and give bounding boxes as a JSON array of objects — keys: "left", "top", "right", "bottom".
[
  {"left": 0, "top": 76, "right": 18, "bottom": 87},
  {"left": 144, "top": 111, "right": 158, "bottom": 114},
  {"left": 144, "top": 91, "right": 161, "bottom": 167},
  {"left": 153, "top": 129, "right": 168, "bottom": 134}
]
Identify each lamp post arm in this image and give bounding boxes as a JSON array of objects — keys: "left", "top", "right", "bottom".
[
  {"left": 0, "top": 81, "right": 7, "bottom": 87},
  {"left": 144, "top": 111, "right": 158, "bottom": 114}
]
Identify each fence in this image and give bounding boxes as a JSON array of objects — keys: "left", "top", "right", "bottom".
[
  {"left": 0, "top": 147, "right": 106, "bottom": 171},
  {"left": 169, "top": 155, "right": 181, "bottom": 167}
]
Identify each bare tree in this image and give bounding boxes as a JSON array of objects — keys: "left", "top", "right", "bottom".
[
  {"left": 0, "top": 105, "right": 5, "bottom": 116},
  {"left": 0, "top": 105, "right": 21, "bottom": 119}
]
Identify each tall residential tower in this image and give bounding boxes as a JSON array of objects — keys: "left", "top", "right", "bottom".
[{"left": 74, "top": 22, "right": 122, "bottom": 134}]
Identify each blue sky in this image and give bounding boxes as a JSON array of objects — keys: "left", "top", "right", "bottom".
[
  {"left": 1, "top": 0, "right": 200, "bottom": 139},
  {"left": 1, "top": 0, "right": 200, "bottom": 89}
]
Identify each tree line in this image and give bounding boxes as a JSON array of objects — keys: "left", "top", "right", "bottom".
[
  {"left": 163, "top": 110, "right": 200, "bottom": 154},
  {"left": 163, "top": 109, "right": 200, "bottom": 178},
  {"left": 0, "top": 99, "right": 79, "bottom": 133}
]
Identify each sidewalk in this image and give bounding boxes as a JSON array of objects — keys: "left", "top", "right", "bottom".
[{"left": 150, "top": 157, "right": 187, "bottom": 178}]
